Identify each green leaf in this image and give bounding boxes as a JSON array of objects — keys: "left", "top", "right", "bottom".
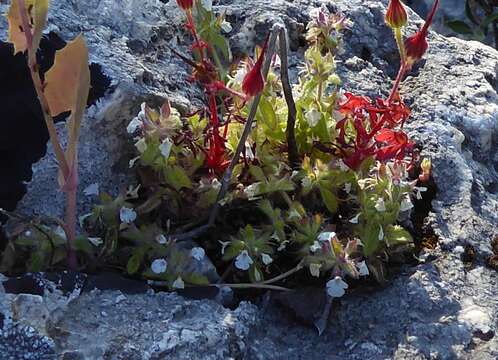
[
  {"left": 384, "top": 225, "right": 413, "bottom": 247},
  {"left": 183, "top": 273, "right": 210, "bottom": 286},
  {"left": 74, "top": 236, "right": 94, "bottom": 254},
  {"left": 164, "top": 166, "right": 193, "bottom": 191},
  {"left": 446, "top": 20, "right": 473, "bottom": 34},
  {"left": 319, "top": 185, "right": 338, "bottom": 214},
  {"left": 127, "top": 249, "right": 145, "bottom": 275}
]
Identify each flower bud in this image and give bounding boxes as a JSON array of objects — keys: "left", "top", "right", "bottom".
[
  {"left": 242, "top": 36, "right": 269, "bottom": 97},
  {"left": 385, "top": 0, "right": 408, "bottom": 29},
  {"left": 176, "top": 0, "right": 193, "bottom": 10},
  {"left": 404, "top": 0, "right": 439, "bottom": 66}
]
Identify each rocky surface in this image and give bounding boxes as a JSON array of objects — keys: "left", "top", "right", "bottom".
[{"left": 0, "top": 0, "right": 497, "bottom": 359}]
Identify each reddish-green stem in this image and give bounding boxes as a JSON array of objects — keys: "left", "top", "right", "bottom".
[{"left": 17, "top": 0, "right": 76, "bottom": 269}]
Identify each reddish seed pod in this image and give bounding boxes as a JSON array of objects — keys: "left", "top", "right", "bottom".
[
  {"left": 385, "top": 0, "right": 408, "bottom": 29},
  {"left": 404, "top": 0, "right": 439, "bottom": 65},
  {"left": 242, "top": 36, "right": 269, "bottom": 97}
]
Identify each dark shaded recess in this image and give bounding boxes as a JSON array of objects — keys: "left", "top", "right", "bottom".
[{"left": 0, "top": 32, "right": 111, "bottom": 235}]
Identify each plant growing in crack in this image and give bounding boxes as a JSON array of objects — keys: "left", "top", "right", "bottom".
[
  {"left": 2, "top": 0, "right": 90, "bottom": 269},
  {"left": 1, "top": 0, "right": 438, "bottom": 319}
]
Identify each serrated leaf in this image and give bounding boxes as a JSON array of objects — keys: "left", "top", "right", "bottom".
[{"left": 7, "top": 0, "right": 49, "bottom": 54}]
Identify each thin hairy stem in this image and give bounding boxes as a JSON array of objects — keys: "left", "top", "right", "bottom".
[
  {"left": 207, "top": 24, "right": 281, "bottom": 226},
  {"left": 278, "top": 26, "right": 300, "bottom": 170}
]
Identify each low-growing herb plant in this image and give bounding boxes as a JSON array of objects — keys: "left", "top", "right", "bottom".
[
  {"left": 1, "top": 0, "right": 438, "bottom": 307},
  {"left": 1, "top": 0, "right": 90, "bottom": 270}
]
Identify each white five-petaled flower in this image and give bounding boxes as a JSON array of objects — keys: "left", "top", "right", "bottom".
[
  {"left": 83, "top": 183, "right": 99, "bottom": 196},
  {"left": 375, "top": 198, "right": 386, "bottom": 212},
  {"left": 261, "top": 253, "right": 273, "bottom": 265},
  {"left": 235, "top": 250, "right": 253, "bottom": 270},
  {"left": 357, "top": 261, "right": 369, "bottom": 276},
  {"left": 159, "top": 138, "right": 173, "bottom": 159},
  {"left": 127, "top": 117, "right": 142, "bottom": 134},
  {"left": 156, "top": 234, "right": 168, "bottom": 245},
  {"left": 349, "top": 213, "right": 360, "bottom": 224},
  {"left": 151, "top": 259, "right": 168, "bottom": 274},
  {"left": 191, "top": 247, "right": 205, "bottom": 261},
  {"left": 305, "top": 108, "right": 321, "bottom": 127},
  {"left": 326, "top": 276, "right": 349, "bottom": 298},
  {"left": 172, "top": 276, "right": 185, "bottom": 289},
  {"left": 120, "top": 207, "right": 137, "bottom": 224},
  {"left": 309, "top": 263, "right": 321, "bottom": 278}
]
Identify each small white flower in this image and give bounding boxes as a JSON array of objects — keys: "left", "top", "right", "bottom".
[
  {"left": 135, "top": 138, "right": 147, "bottom": 153},
  {"left": 345, "top": 182, "right": 352, "bottom": 194},
  {"left": 305, "top": 108, "right": 321, "bottom": 127},
  {"left": 318, "top": 232, "right": 336, "bottom": 244},
  {"left": 245, "top": 142, "right": 255, "bottom": 161},
  {"left": 414, "top": 186, "right": 427, "bottom": 200},
  {"left": 83, "top": 183, "right": 99, "bottom": 196},
  {"left": 301, "top": 176, "right": 313, "bottom": 189},
  {"left": 159, "top": 138, "right": 173, "bottom": 159},
  {"left": 244, "top": 184, "right": 260, "bottom": 200},
  {"left": 172, "top": 276, "right": 185, "bottom": 289},
  {"left": 375, "top": 198, "right": 386, "bottom": 212},
  {"left": 310, "top": 241, "right": 322, "bottom": 253},
  {"left": 357, "top": 261, "right": 369, "bottom": 276},
  {"left": 400, "top": 197, "right": 414, "bottom": 212},
  {"left": 191, "top": 247, "right": 205, "bottom": 261},
  {"left": 54, "top": 226, "right": 67, "bottom": 240},
  {"left": 309, "top": 263, "right": 321, "bottom": 277},
  {"left": 349, "top": 213, "right": 360, "bottom": 224},
  {"left": 261, "top": 253, "right": 273, "bottom": 265},
  {"left": 151, "top": 259, "right": 168, "bottom": 274},
  {"left": 88, "top": 237, "right": 103, "bottom": 246},
  {"left": 221, "top": 20, "right": 233, "bottom": 33},
  {"left": 129, "top": 156, "right": 140, "bottom": 168},
  {"left": 120, "top": 207, "right": 137, "bottom": 224},
  {"left": 235, "top": 250, "right": 253, "bottom": 270},
  {"left": 326, "top": 276, "right": 349, "bottom": 298},
  {"left": 127, "top": 117, "right": 142, "bottom": 134},
  {"left": 378, "top": 225, "right": 384, "bottom": 241},
  {"left": 156, "top": 234, "right": 168, "bottom": 245}
]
